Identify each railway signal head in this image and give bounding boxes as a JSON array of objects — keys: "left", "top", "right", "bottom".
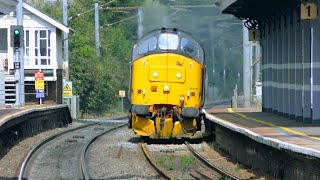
[{"left": 10, "top": 25, "right": 24, "bottom": 48}]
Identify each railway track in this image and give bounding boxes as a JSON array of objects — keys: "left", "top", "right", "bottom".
[
  {"left": 81, "top": 123, "right": 126, "bottom": 179},
  {"left": 141, "top": 143, "right": 174, "bottom": 180},
  {"left": 185, "top": 141, "right": 239, "bottom": 180},
  {"left": 141, "top": 141, "right": 241, "bottom": 180},
  {"left": 18, "top": 120, "right": 126, "bottom": 180}
]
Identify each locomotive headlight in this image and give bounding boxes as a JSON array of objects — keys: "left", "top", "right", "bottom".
[
  {"left": 153, "top": 72, "right": 158, "bottom": 78},
  {"left": 180, "top": 96, "right": 184, "bottom": 101},
  {"left": 176, "top": 73, "right": 182, "bottom": 79},
  {"left": 164, "top": 85, "right": 170, "bottom": 92}
]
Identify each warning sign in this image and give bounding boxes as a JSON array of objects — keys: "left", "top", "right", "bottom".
[
  {"left": 64, "top": 83, "right": 71, "bottom": 91},
  {"left": 34, "top": 70, "right": 44, "bottom": 90},
  {"left": 35, "top": 80, "right": 45, "bottom": 90},
  {"left": 63, "top": 81, "right": 72, "bottom": 98},
  {"left": 34, "top": 71, "right": 44, "bottom": 81}
]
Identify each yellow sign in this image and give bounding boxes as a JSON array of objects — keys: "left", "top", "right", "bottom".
[
  {"left": 63, "top": 82, "right": 73, "bottom": 98},
  {"left": 64, "top": 83, "right": 71, "bottom": 91},
  {"left": 64, "top": 91, "right": 72, "bottom": 97},
  {"left": 301, "top": 3, "right": 317, "bottom": 20},
  {"left": 249, "top": 29, "right": 260, "bottom": 42},
  {"left": 35, "top": 80, "right": 44, "bottom": 90}
]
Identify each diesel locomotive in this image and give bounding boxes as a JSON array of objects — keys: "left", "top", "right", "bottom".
[{"left": 128, "top": 28, "right": 206, "bottom": 139}]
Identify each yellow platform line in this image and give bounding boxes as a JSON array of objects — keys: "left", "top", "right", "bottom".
[{"left": 227, "top": 108, "right": 320, "bottom": 141}]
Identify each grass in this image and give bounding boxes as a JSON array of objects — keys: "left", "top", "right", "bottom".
[
  {"left": 155, "top": 154, "right": 198, "bottom": 172},
  {"left": 221, "top": 164, "right": 225, "bottom": 171},
  {"left": 156, "top": 156, "right": 169, "bottom": 164},
  {"left": 180, "top": 155, "right": 197, "bottom": 174},
  {"left": 235, "top": 163, "right": 243, "bottom": 172},
  {"left": 180, "top": 155, "right": 196, "bottom": 165},
  {"left": 174, "top": 146, "right": 185, "bottom": 151},
  {"left": 155, "top": 156, "right": 176, "bottom": 171}
]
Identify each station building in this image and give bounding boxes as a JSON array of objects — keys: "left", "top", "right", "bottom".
[
  {"left": 0, "top": 1, "right": 70, "bottom": 105},
  {"left": 220, "top": 0, "right": 320, "bottom": 125}
]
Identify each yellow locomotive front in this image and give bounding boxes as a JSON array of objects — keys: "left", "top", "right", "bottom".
[{"left": 129, "top": 28, "right": 206, "bottom": 139}]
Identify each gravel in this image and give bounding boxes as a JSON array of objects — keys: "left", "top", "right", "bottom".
[
  {"left": 25, "top": 124, "right": 112, "bottom": 180},
  {"left": 88, "top": 127, "right": 162, "bottom": 180},
  {"left": 146, "top": 142, "right": 268, "bottom": 179},
  {"left": 0, "top": 122, "right": 84, "bottom": 179}
]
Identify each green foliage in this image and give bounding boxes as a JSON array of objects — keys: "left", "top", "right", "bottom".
[
  {"left": 235, "top": 163, "right": 244, "bottom": 172},
  {"left": 155, "top": 155, "right": 175, "bottom": 171},
  {"left": 179, "top": 154, "right": 196, "bottom": 165},
  {"left": 31, "top": 0, "right": 136, "bottom": 115}
]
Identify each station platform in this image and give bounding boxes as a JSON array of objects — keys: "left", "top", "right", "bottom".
[
  {"left": 0, "top": 104, "right": 71, "bottom": 134},
  {"left": 204, "top": 107, "right": 320, "bottom": 158},
  {"left": 0, "top": 104, "right": 54, "bottom": 122}
]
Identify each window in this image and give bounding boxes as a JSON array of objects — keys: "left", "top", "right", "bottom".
[
  {"left": 159, "top": 34, "right": 178, "bottom": 50},
  {"left": 138, "top": 36, "right": 157, "bottom": 55},
  {"left": 25, "top": 30, "right": 30, "bottom": 65},
  {"left": 0, "top": 28, "right": 8, "bottom": 52},
  {"left": 181, "top": 37, "right": 199, "bottom": 58},
  {"left": 35, "top": 30, "right": 51, "bottom": 65},
  {"left": 35, "top": 30, "right": 38, "bottom": 65}
]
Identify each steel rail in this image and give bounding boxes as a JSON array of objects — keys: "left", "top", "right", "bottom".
[
  {"left": 80, "top": 123, "right": 127, "bottom": 180},
  {"left": 185, "top": 141, "right": 240, "bottom": 180},
  {"left": 18, "top": 123, "right": 98, "bottom": 180},
  {"left": 140, "top": 143, "right": 175, "bottom": 180},
  {"left": 190, "top": 169, "right": 215, "bottom": 180}
]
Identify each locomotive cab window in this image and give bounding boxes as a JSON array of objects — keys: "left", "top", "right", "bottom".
[
  {"left": 132, "top": 29, "right": 205, "bottom": 63},
  {"left": 181, "top": 37, "right": 199, "bottom": 59},
  {"left": 159, "top": 34, "right": 179, "bottom": 50},
  {"left": 138, "top": 36, "right": 157, "bottom": 55}
]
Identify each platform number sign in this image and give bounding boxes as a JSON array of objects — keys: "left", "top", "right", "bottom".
[
  {"left": 249, "top": 29, "right": 260, "bottom": 42},
  {"left": 301, "top": 3, "right": 317, "bottom": 20}
]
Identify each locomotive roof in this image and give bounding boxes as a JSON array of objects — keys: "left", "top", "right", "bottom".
[
  {"left": 137, "top": 28, "right": 199, "bottom": 45},
  {"left": 132, "top": 28, "right": 205, "bottom": 63}
]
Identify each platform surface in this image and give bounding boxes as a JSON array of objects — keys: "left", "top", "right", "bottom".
[
  {"left": 0, "top": 104, "right": 66, "bottom": 126},
  {"left": 204, "top": 107, "right": 320, "bottom": 158}
]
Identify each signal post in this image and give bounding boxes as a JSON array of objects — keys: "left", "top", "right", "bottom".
[{"left": 10, "top": 25, "right": 24, "bottom": 105}]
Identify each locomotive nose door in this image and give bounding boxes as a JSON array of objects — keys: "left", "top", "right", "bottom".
[
  {"left": 159, "top": 33, "right": 180, "bottom": 104},
  {"left": 148, "top": 53, "right": 168, "bottom": 104}
]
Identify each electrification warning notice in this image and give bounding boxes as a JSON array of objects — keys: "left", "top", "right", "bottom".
[{"left": 63, "top": 81, "right": 73, "bottom": 98}]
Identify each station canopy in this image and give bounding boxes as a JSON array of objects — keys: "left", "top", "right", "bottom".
[
  {"left": 220, "top": 0, "right": 299, "bottom": 19},
  {"left": 0, "top": 0, "right": 17, "bottom": 14}
]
